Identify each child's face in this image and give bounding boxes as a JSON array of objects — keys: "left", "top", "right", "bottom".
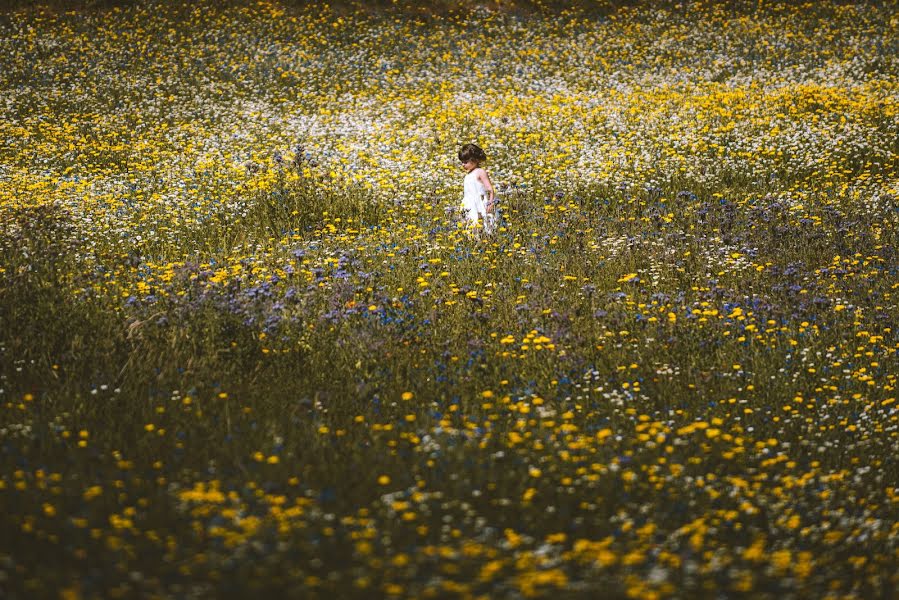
[{"left": 461, "top": 159, "right": 478, "bottom": 173}]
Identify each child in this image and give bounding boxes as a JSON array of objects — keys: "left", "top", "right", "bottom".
[{"left": 458, "top": 143, "right": 496, "bottom": 234}]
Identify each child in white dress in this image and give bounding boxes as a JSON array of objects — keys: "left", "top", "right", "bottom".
[{"left": 458, "top": 143, "right": 496, "bottom": 234}]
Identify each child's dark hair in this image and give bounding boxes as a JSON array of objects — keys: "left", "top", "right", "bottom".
[{"left": 458, "top": 143, "right": 487, "bottom": 164}]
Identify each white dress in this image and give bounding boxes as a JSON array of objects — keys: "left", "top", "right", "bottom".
[{"left": 462, "top": 169, "right": 489, "bottom": 223}]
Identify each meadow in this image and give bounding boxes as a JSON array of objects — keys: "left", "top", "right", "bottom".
[{"left": 1, "top": 1, "right": 897, "bottom": 598}]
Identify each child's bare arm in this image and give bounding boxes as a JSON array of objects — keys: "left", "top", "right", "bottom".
[{"left": 477, "top": 168, "right": 496, "bottom": 208}]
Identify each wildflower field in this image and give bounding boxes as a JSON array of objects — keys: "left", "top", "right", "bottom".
[{"left": 1, "top": 1, "right": 897, "bottom": 597}]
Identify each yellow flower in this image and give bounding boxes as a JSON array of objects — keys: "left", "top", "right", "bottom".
[
  {"left": 743, "top": 539, "right": 765, "bottom": 562},
  {"left": 771, "top": 549, "right": 792, "bottom": 573}
]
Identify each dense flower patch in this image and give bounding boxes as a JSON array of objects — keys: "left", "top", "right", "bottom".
[{"left": 1, "top": 1, "right": 897, "bottom": 598}]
